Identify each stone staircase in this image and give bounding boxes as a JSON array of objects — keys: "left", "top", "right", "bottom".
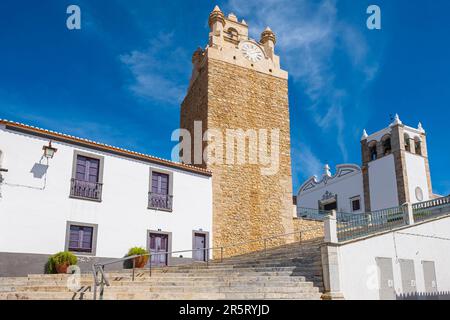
[{"left": 0, "top": 239, "right": 324, "bottom": 300}]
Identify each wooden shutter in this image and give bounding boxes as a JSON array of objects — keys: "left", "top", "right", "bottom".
[
  {"left": 76, "top": 155, "right": 99, "bottom": 182},
  {"left": 69, "top": 226, "right": 81, "bottom": 249},
  {"left": 152, "top": 172, "right": 169, "bottom": 195},
  {"left": 76, "top": 157, "right": 87, "bottom": 181},
  {"left": 69, "top": 225, "right": 93, "bottom": 252},
  {"left": 81, "top": 227, "right": 93, "bottom": 250}
]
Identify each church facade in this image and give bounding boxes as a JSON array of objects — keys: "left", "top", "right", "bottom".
[{"left": 296, "top": 115, "right": 439, "bottom": 215}]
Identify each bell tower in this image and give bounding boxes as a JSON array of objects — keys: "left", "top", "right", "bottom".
[
  {"left": 361, "top": 115, "right": 433, "bottom": 211},
  {"left": 180, "top": 6, "right": 294, "bottom": 256}
]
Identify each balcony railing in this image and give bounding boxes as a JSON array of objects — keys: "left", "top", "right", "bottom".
[
  {"left": 297, "top": 207, "right": 331, "bottom": 221},
  {"left": 70, "top": 178, "right": 103, "bottom": 201},
  {"left": 412, "top": 195, "right": 450, "bottom": 222},
  {"left": 337, "top": 206, "right": 407, "bottom": 242},
  {"left": 148, "top": 192, "right": 173, "bottom": 211}
]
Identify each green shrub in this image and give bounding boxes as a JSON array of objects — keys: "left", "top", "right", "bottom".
[
  {"left": 123, "top": 247, "right": 149, "bottom": 269},
  {"left": 126, "top": 247, "right": 148, "bottom": 256},
  {"left": 46, "top": 251, "right": 77, "bottom": 274}
]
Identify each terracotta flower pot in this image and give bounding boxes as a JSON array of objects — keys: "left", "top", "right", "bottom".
[
  {"left": 133, "top": 255, "right": 149, "bottom": 268},
  {"left": 55, "top": 262, "right": 70, "bottom": 274}
]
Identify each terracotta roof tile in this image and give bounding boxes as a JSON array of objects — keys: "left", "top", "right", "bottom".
[{"left": 0, "top": 119, "right": 211, "bottom": 177}]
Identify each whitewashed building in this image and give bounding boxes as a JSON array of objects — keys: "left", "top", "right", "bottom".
[
  {"left": 297, "top": 115, "right": 441, "bottom": 216},
  {"left": 0, "top": 119, "right": 213, "bottom": 276}
]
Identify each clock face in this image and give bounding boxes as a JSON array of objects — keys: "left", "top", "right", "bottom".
[{"left": 241, "top": 42, "right": 264, "bottom": 62}]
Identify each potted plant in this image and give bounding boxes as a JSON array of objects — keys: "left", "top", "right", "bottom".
[
  {"left": 46, "top": 252, "right": 77, "bottom": 274},
  {"left": 124, "top": 247, "right": 149, "bottom": 269}
]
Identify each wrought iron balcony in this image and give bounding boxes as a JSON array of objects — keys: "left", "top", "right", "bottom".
[
  {"left": 70, "top": 178, "right": 103, "bottom": 201},
  {"left": 148, "top": 192, "right": 173, "bottom": 211}
]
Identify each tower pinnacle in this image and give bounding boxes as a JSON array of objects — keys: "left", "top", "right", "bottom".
[
  {"left": 208, "top": 5, "right": 225, "bottom": 29},
  {"left": 361, "top": 129, "right": 368, "bottom": 140}
]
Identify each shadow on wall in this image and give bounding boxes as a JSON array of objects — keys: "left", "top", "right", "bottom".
[
  {"left": 397, "top": 291, "right": 450, "bottom": 300},
  {"left": 30, "top": 163, "right": 48, "bottom": 179}
]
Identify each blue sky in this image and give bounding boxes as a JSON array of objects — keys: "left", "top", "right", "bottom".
[{"left": 1, "top": 0, "right": 449, "bottom": 195}]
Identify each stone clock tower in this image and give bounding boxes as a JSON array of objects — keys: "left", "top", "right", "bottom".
[{"left": 180, "top": 6, "right": 294, "bottom": 256}]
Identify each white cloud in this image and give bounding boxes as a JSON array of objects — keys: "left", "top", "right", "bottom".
[
  {"left": 120, "top": 32, "right": 190, "bottom": 105},
  {"left": 291, "top": 142, "right": 323, "bottom": 191},
  {"left": 227, "top": 0, "right": 378, "bottom": 166}
]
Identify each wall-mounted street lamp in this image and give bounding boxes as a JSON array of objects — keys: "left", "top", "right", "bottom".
[{"left": 43, "top": 141, "right": 58, "bottom": 159}]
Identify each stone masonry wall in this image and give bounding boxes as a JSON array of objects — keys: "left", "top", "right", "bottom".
[
  {"left": 361, "top": 139, "right": 372, "bottom": 212},
  {"left": 181, "top": 58, "right": 294, "bottom": 257},
  {"left": 180, "top": 62, "right": 209, "bottom": 168},
  {"left": 292, "top": 218, "right": 324, "bottom": 242},
  {"left": 391, "top": 125, "right": 410, "bottom": 204}
]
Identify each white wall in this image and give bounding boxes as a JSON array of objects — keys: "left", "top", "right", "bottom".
[
  {"left": 368, "top": 154, "right": 399, "bottom": 211},
  {"left": 405, "top": 152, "right": 430, "bottom": 203},
  {"left": 337, "top": 215, "right": 450, "bottom": 300},
  {"left": 0, "top": 126, "right": 213, "bottom": 259},
  {"left": 297, "top": 171, "right": 365, "bottom": 214}
]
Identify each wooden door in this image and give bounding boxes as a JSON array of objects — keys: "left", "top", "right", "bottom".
[
  {"left": 149, "top": 233, "right": 169, "bottom": 266},
  {"left": 193, "top": 233, "right": 206, "bottom": 262}
]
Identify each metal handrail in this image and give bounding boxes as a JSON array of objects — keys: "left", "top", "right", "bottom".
[
  {"left": 91, "top": 225, "right": 324, "bottom": 299},
  {"left": 297, "top": 207, "right": 332, "bottom": 221},
  {"left": 336, "top": 205, "right": 407, "bottom": 241},
  {"left": 92, "top": 264, "right": 109, "bottom": 300}
]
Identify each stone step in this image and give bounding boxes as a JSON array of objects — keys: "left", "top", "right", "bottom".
[
  {"left": 0, "top": 240, "right": 325, "bottom": 300},
  {"left": 216, "top": 261, "right": 322, "bottom": 267},
  {"left": 0, "top": 291, "right": 322, "bottom": 300},
  {"left": 0, "top": 275, "right": 310, "bottom": 285},
  {"left": 4, "top": 284, "right": 319, "bottom": 294},
  {"left": 130, "top": 269, "right": 322, "bottom": 276},
  {"left": 219, "top": 253, "right": 322, "bottom": 263},
  {"left": 26, "top": 271, "right": 313, "bottom": 280},
  {"left": 0, "top": 275, "right": 310, "bottom": 286},
  {"left": 150, "top": 265, "right": 301, "bottom": 272},
  {"left": 218, "top": 254, "right": 322, "bottom": 261},
  {"left": 228, "top": 254, "right": 322, "bottom": 260},
  {"left": 1, "top": 278, "right": 315, "bottom": 290},
  {"left": 214, "top": 263, "right": 322, "bottom": 270},
  {"left": 119, "top": 266, "right": 308, "bottom": 274}
]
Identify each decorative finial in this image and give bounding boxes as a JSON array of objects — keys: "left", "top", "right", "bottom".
[
  {"left": 209, "top": 5, "right": 226, "bottom": 28},
  {"left": 260, "top": 26, "right": 276, "bottom": 45},
  {"left": 228, "top": 13, "right": 238, "bottom": 22},
  {"left": 241, "top": 19, "right": 247, "bottom": 25},
  {"left": 418, "top": 122, "right": 425, "bottom": 133},
  {"left": 390, "top": 113, "right": 402, "bottom": 126},
  {"left": 324, "top": 164, "right": 332, "bottom": 177},
  {"left": 361, "top": 129, "right": 368, "bottom": 140}
]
